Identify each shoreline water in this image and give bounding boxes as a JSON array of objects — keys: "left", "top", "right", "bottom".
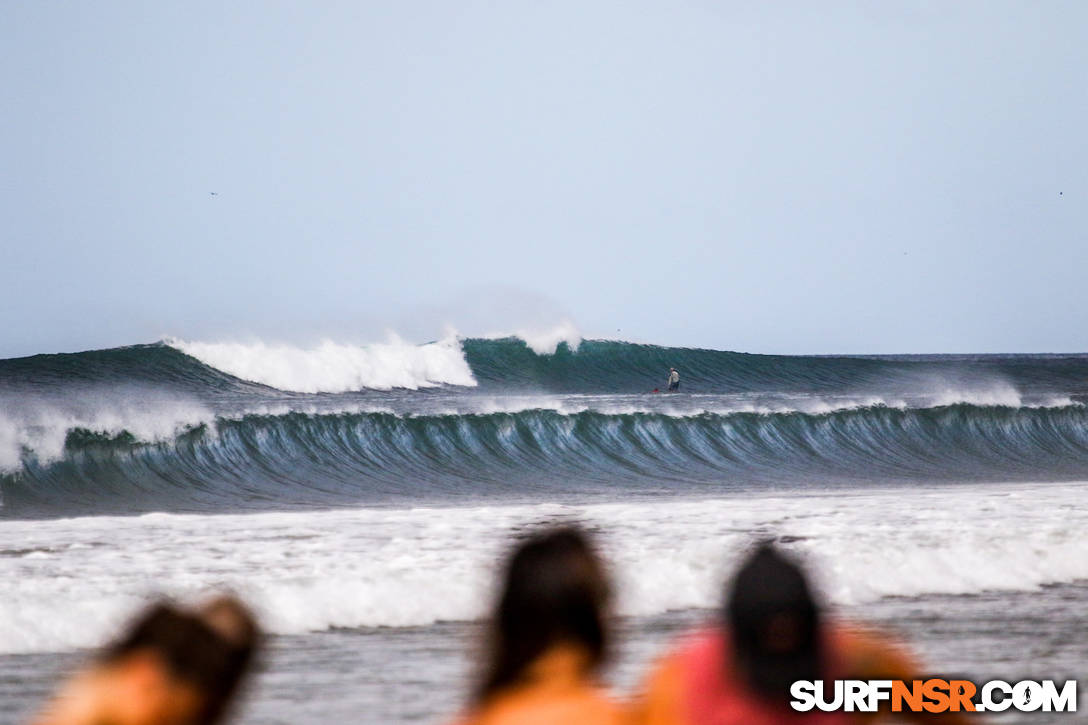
[
  {"left": 3, "top": 481, "right": 1088, "bottom": 722},
  {"left": 6, "top": 583, "right": 1086, "bottom": 724},
  {"left": 3, "top": 481, "right": 1087, "bottom": 653}
]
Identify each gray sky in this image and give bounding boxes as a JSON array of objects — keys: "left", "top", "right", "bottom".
[{"left": 3, "top": 1, "right": 1086, "bottom": 358}]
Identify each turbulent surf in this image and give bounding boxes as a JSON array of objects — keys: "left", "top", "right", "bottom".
[{"left": 3, "top": 335, "right": 1088, "bottom": 517}]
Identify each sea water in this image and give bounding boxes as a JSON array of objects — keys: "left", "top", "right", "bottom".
[{"left": 3, "top": 335, "right": 1088, "bottom": 722}]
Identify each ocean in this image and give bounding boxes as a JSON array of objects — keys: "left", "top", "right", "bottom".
[{"left": 2, "top": 334, "right": 1087, "bottom": 723}]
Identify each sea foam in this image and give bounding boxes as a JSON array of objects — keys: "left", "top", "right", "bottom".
[
  {"left": 1, "top": 481, "right": 1086, "bottom": 654},
  {"left": 0, "top": 393, "right": 214, "bottom": 473},
  {"left": 168, "top": 333, "right": 477, "bottom": 393}
]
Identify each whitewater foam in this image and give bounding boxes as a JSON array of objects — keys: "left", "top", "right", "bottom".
[
  {"left": 0, "top": 392, "right": 214, "bottom": 473},
  {"left": 1, "top": 482, "right": 1086, "bottom": 654},
  {"left": 168, "top": 333, "right": 477, "bottom": 393}
]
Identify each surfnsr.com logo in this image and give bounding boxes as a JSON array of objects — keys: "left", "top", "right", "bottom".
[{"left": 790, "top": 679, "right": 1077, "bottom": 714}]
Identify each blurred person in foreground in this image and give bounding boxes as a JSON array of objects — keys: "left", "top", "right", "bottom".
[
  {"left": 632, "top": 541, "right": 966, "bottom": 724},
  {"left": 32, "top": 595, "right": 260, "bottom": 725},
  {"left": 451, "top": 525, "right": 625, "bottom": 725}
]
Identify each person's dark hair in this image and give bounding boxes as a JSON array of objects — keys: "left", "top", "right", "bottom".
[
  {"left": 102, "top": 599, "right": 260, "bottom": 725},
  {"left": 195, "top": 596, "right": 261, "bottom": 725},
  {"left": 725, "top": 541, "right": 822, "bottom": 705},
  {"left": 474, "top": 525, "right": 611, "bottom": 704}
]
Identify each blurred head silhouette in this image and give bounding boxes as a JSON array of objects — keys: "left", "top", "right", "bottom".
[
  {"left": 725, "top": 541, "right": 822, "bottom": 704},
  {"left": 192, "top": 595, "right": 260, "bottom": 724},
  {"left": 475, "top": 524, "right": 611, "bottom": 704},
  {"left": 33, "top": 597, "right": 260, "bottom": 725}
]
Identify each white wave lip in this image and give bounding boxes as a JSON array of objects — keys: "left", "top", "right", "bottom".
[
  {"left": 481, "top": 320, "right": 583, "bottom": 355},
  {"left": 0, "top": 396, "right": 215, "bottom": 473},
  {"left": 1, "top": 481, "right": 1087, "bottom": 654},
  {"left": 168, "top": 334, "right": 477, "bottom": 393},
  {"left": 399, "top": 390, "right": 1079, "bottom": 419}
]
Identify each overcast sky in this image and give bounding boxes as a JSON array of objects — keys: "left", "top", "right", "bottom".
[{"left": 3, "top": 1, "right": 1086, "bottom": 357}]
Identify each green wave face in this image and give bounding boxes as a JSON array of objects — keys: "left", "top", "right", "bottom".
[
  {"left": 5, "top": 404, "right": 1088, "bottom": 517},
  {"left": 3, "top": 339, "right": 1088, "bottom": 517}
]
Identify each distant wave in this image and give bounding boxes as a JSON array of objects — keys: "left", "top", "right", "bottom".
[
  {"left": 168, "top": 334, "right": 476, "bottom": 393},
  {"left": 4, "top": 334, "right": 1088, "bottom": 517},
  {"left": 5, "top": 403, "right": 1088, "bottom": 517},
  {"left": 476, "top": 319, "right": 583, "bottom": 355},
  {"left": 462, "top": 338, "right": 1088, "bottom": 395},
  {"left": 4, "top": 335, "right": 1088, "bottom": 396}
]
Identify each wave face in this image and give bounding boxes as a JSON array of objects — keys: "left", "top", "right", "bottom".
[{"left": 3, "top": 336, "right": 1088, "bottom": 517}]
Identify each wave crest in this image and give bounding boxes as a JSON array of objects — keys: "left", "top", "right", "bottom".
[
  {"left": 167, "top": 334, "right": 476, "bottom": 393},
  {"left": 6, "top": 403, "right": 1088, "bottom": 516},
  {"left": 479, "top": 320, "right": 583, "bottom": 355}
]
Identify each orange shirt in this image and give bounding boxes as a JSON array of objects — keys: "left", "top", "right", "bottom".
[
  {"left": 632, "top": 628, "right": 848, "bottom": 725},
  {"left": 453, "top": 645, "right": 626, "bottom": 725},
  {"left": 631, "top": 623, "right": 951, "bottom": 725}
]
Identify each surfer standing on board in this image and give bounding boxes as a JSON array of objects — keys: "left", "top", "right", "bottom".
[{"left": 667, "top": 367, "right": 680, "bottom": 392}]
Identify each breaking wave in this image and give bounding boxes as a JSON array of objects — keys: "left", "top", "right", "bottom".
[
  {"left": 168, "top": 334, "right": 476, "bottom": 393},
  {"left": 3, "top": 333, "right": 1088, "bottom": 516},
  {"left": 4, "top": 403, "right": 1088, "bottom": 517}
]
